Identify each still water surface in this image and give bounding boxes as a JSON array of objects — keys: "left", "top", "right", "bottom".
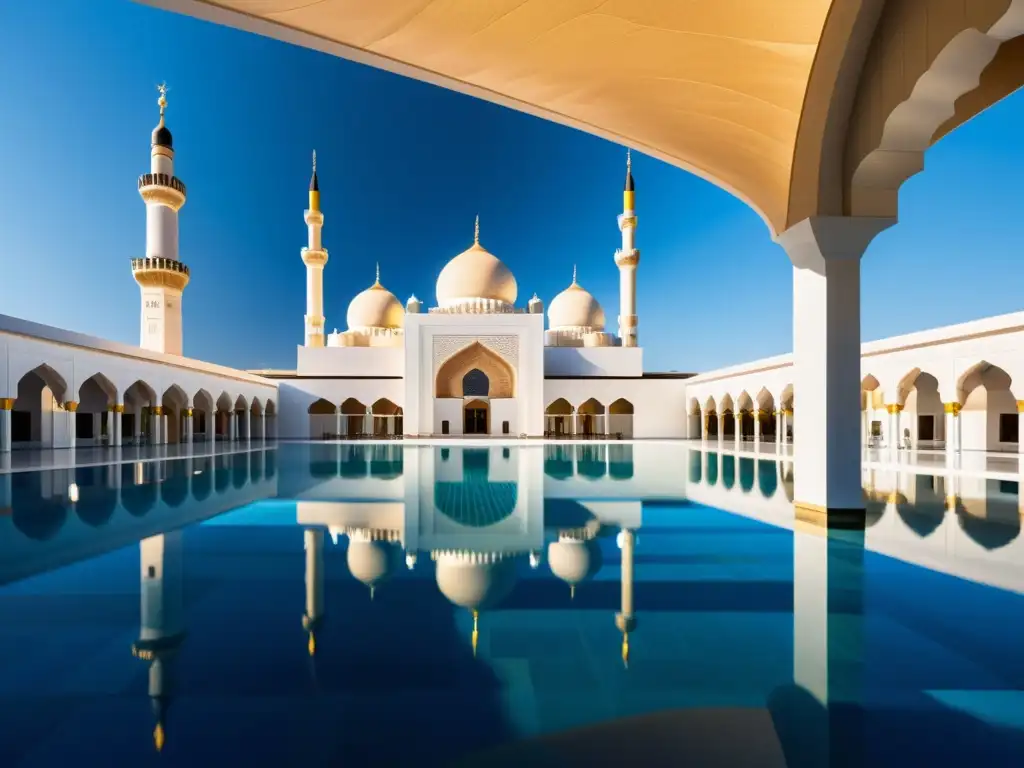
[{"left": 1, "top": 443, "right": 1023, "bottom": 766}]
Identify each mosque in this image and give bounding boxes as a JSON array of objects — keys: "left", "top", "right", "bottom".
[{"left": 271, "top": 141, "right": 676, "bottom": 440}]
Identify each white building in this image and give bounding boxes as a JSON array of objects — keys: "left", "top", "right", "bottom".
[
  {"left": 2, "top": 90, "right": 1024, "bottom": 482},
  {"left": 267, "top": 148, "right": 684, "bottom": 440}
]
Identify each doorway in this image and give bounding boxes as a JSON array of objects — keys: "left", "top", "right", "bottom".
[{"left": 464, "top": 399, "right": 489, "bottom": 435}]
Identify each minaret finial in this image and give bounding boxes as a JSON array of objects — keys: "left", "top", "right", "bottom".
[
  {"left": 157, "top": 82, "right": 168, "bottom": 116},
  {"left": 626, "top": 147, "right": 631, "bottom": 173},
  {"left": 572, "top": 264, "right": 577, "bottom": 285},
  {"left": 312, "top": 149, "right": 317, "bottom": 174},
  {"left": 474, "top": 215, "right": 480, "bottom": 245},
  {"left": 375, "top": 262, "right": 380, "bottom": 285}
]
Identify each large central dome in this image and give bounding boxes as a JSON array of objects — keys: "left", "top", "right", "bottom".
[{"left": 436, "top": 218, "right": 517, "bottom": 309}]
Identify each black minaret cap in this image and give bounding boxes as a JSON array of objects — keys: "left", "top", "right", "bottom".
[
  {"left": 310, "top": 149, "right": 320, "bottom": 192},
  {"left": 152, "top": 83, "right": 173, "bottom": 149},
  {"left": 624, "top": 148, "right": 634, "bottom": 191}
]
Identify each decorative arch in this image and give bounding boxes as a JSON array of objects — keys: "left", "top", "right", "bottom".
[
  {"left": 545, "top": 397, "right": 573, "bottom": 438},
  {"left": 308, "top": 398, "right": 336, "bottom": 440},
  {"left": 435, "top": 342, "right": 515, "bottom": 398},
  {"left": 78, "top": 372, "right": 117, "bottom": 405},
  {"left": 19, "top": 364, "right": 68, "bottom": 402},
  {"left": 608, "top": 398, "right": 634, "bottom": 439},
  {"left": 958, "top": 362, "right": 1017, "bottom": 452},
  {"left": 371, "top": 398, "right": 403, "bottom": 437}
]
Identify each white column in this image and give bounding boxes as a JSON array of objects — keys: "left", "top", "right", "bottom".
[
  {"left": 365, "top": 407, "right": 373, "bottom": 437},
  {"left": 701, "top": 410, "right": 709, "bottom": 442},
  {"left": 335, "top": 407, "right": 343, "bottom": 439},
  {"left": 230, "top": 412, "right": 238, "bottom": 442},
  {"left": 777, "top": 216, "right": 893, "bottom": 521},
  {"left": 944, "top": 403, "right": 959, "bottom": 464},
  {"left": 162, "top": 414, "right": 169, "bottom": 445},
  {"left": 861, "top": 408, "right": 869, "bottom": 448},
  {"left": 717, "top": 415, "right": 724, "bottom": 448},
  {"left": 781, "top": 411, "right": 789, "bottom": 445},
  {"left": 887, "top": 404, "right": 901, "bottom": 459},
  {"left": 734, "top": 413, "right": 742, "bottom": 450},
  {"left": 66, "top": 402, "right": 78, "bottom": 450},
  {"left": 753, "top": 411, "right": 761, "bottom": 450},
  {"left": 261, "top": 412, "right": 267, "bottom": 442},
  {"left": 0, "top": 399, "right": 11, "bottom": 453},
  {"left": 112, "top": 405, "right": 122, "bottom": 447},
  {"left": 775, "top": 411, "right": 782, "bottom": 453}
]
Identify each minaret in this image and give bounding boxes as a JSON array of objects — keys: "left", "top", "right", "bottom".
[
  {"left": 615, "top": 149, "right": 640, "bottom": 348},
  {"left": 301, "top": 151, "right": 329, "bottom": 347},
  {"left": 303, "top": 528, "right": 325, "bottom": 656},
  {"left": 132, "top": 531, "right": 185, "bottom": 752},
  {"left": 615, "top": 528, "right": 636, "bottom": 668},
  {"left": 134, "top": 83, "right": 189, "bottom": 356}
]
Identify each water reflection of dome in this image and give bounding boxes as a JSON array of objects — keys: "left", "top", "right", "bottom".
[
  {"left": 548, "top": 536, "right": 604, "bottom": 594},
  {"left": 897, "top": 503, "right": 945, "bottom": 538},
  {"left": 434, "top": 552, "right": 517, "bottom": 610},
  {"left": 346, "top": 535, "right": 401, "bottom": 593}
]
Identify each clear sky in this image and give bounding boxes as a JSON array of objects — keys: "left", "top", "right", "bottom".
[{"left": 1, "top": 0, "right": 1023, "bottom": 373}]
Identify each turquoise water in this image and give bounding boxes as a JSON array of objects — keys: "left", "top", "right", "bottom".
[{"left": 0, "top": 443, "right": 1023, "bottom": 766}]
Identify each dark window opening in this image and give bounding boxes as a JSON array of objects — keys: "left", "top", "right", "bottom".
[
  {"left": 917, "top": 414, "right": 935, "bottom": 441},
  {"left": 441, "top": 420, "right": 450, "bottom": 435},
  {"left": 76, "top": 412, "right": 94, "bottom": 439},
  {"left": 999, "top": 413, "right": 1019, "bottom": 443},
  {"left": 11, "top": 410, "right": 31, "bottom": 442},
  {"left": 502, "top": 420, "right": 510, "bottom": 435},
  {"left": 870, "top": 421, "right": 882, "bottom": 437},
  {"left": 999, "top": 480, "right": 1019, "bottom": 495},
  {"left": 441, "top": 448, "right": 450, "bottom": 461},
  {"left": 147, "top": 565, "right": 156, "bottom": 578},
  {"left": 462, "top": 369, "right": 489, "bottom": 397}
]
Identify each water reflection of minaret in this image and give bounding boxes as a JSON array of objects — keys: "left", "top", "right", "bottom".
[
  {"left": 132, "top": 531, "right": 184, "bottom": 753},
  {"left": 303, "top": 528, "right": 325, "bottom": 656},
  {"left": 614, "top": 528, "right": 636, "bottom": 667}
]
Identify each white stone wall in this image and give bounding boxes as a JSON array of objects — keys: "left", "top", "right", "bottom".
[
  {"left": 543, "top": 346, "right": 643, "bottom": 377},
  {"left": 297, "top": 345, "right": 404, "bottom": 377},
  {"left": 276, "top": 378, "right": 405, "bottom": 439},
  {"left": 543, "top": 377, "right": 689, "bottom": 438}
]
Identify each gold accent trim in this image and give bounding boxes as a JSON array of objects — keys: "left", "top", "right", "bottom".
[
  {"left": 64, "top": 401, "right": 78, "bottom": 412},
  {"left": 139, "top": 184, "right": 185, "bottom": 211},
  {"left": 0, "top": 398, "right": 14, "bottom": 411},
  {"left": 885, "top": 404, "right": 903, "bottom": 414},
  {"left": 1016, "top": 400, "right": 1024, "bottom": 414},
  {"left": 615, "top": 249, "right": 639, "bottom": 267},
  {"left": 151, "top": 406, "right": 164, "bottom": 416},
  {"left": 783, "top": 408, "right": 793, "bottom": 416},
  {"left": 133, "top": 268, "right": 189, "bottom": 291},
  {"left": 793, "top": 501, "right": 867, "bottom": 530},
  {"left": 943, "top": 402, "right": 962, "bottom": 415},
  {"left": 114, "top": 404, "right": 125, "bottom": 414},
  {"left": 185, "top": 408, "right": 194, "bottom": 417}
]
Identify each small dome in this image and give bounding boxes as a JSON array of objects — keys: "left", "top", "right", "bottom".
[
  {"left": 347, "top": 273, "right": 404, "bottom": 331},
  {"left": 435, "top": 555, "right": 516, "bottom": 611},
  {"left": 436, "top": 219, "right": 517, "bottom": 308},
  {"left": 548, "top": 272, "right": 604, "bottom": 330},
  {"left": 547, "top": 538, "right": 604, "bottom": 587},
  {"left": 346, "top": 539, "right": 398, "bottom": 588},
  {"left": 152, "top": 122, "right": 173, "bottom": 149}
]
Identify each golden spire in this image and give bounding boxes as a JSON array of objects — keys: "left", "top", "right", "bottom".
[
  {"left": 474, "top": 215, "right": 480, "bottom": 245},
  {"left": 471, "top": 610, "right": 479, "bottom": 657},
  {"left": 154, "top": 722, "right": 165, "bottom": 752},
  {"left": 157, "top": 82, "right": 168, "bottom": 120},
  {"left": 308, "top": 149, "right": 321, "bottom": 211},
  {"left": 307, "top": 631, "right": 316, "bottom": 657},
  {"left": 312, "top": 149, "right": 317, "bottom": 175},
  {"left": 621, "top": 631, "right": 630, "bottom": 669},
  {"left": 626, "top": 147, "right": 631, "bottom": 175},
  {"left": 623, "top": 147, "right": 635, "bottom": 209}
]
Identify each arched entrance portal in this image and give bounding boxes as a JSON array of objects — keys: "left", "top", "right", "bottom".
[
  {"left": 436, "top": 342, "right": 514, "bottom": 398},
  {"left": 464, "top": 399, "right": 489, "bottom": 435}
]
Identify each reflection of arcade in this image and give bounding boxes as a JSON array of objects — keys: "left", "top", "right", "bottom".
[
  {"left": 132, "top": 532, "right": 184, "bottom": 753},
  {"left": 543, "top": 444, "right": 634, "bottom": 481}
]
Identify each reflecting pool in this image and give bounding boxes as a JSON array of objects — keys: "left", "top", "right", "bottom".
[{"left": 1, "top": 443, "right": 1024, "bottom": 766}]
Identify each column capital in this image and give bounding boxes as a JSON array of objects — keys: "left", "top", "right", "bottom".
[
  {"left": 185, "top": 407, "right": 194, "bottom": 417},
  {"left": 63, "top": 400, "right": 79, "bottom": 412},
  {"left": 0, "top": 398, "right": 14, "bottom": 411},
  {"left": 113, "top": 404, "right": 125, "bottom": 414},
  {"left": 1017, "top": 400, "right": 1024, "bottom": 414},
  {"left": 885, "top": 404, "right": 903, "bottom": 414},
  {"left": 151, "top": 406, "right": 164, "bottom": 416},
  {"left": 943, "top": 402, "right": 962, "bottom": 416},
  {"left": 776, "top": 216, "right": 895, "bottom": 272}
]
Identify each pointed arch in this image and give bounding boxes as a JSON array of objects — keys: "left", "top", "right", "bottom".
[
  {"left": 546, "top": 398, "right": 573, "bottom": 415},
  {"left": 308, "top": 398, "right": 337, "bottom": 440},
  {"left": 435, "top": 341, "right": 515, "bottom": 398},
  {"left": 19, "top": 364, "right": 68, "bottom": 402},
  {"left": 608, "top": 398, "right": 634, "bottom": 439}
]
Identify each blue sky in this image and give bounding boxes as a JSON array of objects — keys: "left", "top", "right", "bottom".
[{"left": 1, "top": 0, "right": 1023, "bottom": 373}]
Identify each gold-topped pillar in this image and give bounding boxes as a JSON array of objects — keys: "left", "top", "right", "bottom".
[
  {"left": 0, "top": 397, "right": 13, "bottom": 453},
  {"left": 943, "top": 402, "right": 961, "bottom": 466},
  {"left": 1016, "top": 401, "right": 1024, "bottom": 456},
  {"left": 734, "top": 411, "right": 742, "bottom": 450},
  {"left": 886, "top": 404, "right": 903, "bottom": 460},
  {"left": 63, "top": 401, "right": 78, "bottom": 450},
  {"left": 774, "top": 409, "right": 782, "bottom": 453},
  {"left": 753, "top": 410, "right": 762, "bottom": 450}
]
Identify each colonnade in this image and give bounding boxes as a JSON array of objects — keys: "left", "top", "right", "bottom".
[{"left": 307, "top": 397, "right": 404, "bottom": 439}]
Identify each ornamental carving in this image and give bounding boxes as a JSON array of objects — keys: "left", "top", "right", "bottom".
[
  {"left": 432, "top": 335, "right": 518, "bottom": 374},
  {"left": 433, "top": 335, "right": 518, "bottom": 398}
]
